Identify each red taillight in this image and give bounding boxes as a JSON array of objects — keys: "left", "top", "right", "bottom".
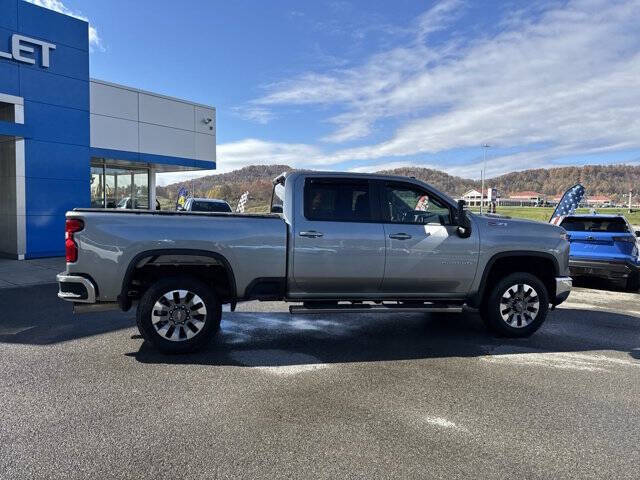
[{"left": 65, "top": 219, "right": 84, "bottom": 263}]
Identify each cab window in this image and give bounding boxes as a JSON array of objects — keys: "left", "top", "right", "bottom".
[
  {"left": 304, "top": 179, "right": 372, "bottom": 222},
  {"left": 383, "top": 183, "right": 451, "bottom": 225}
]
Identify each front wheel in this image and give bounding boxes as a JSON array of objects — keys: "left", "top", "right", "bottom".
[
  {"left": 481, "top": 272, "right": 549, "bottom": 337},
  {"left": 136, "top": 276, "right": 221, "bottom": 354}
]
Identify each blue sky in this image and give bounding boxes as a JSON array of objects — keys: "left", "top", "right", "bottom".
[{"left": 31, "top": 0, "right": 640, "bottom": 185}]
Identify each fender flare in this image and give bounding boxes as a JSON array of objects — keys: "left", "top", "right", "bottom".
[{"left": 470, "top": 250, "right": 560, "bottom": 307}]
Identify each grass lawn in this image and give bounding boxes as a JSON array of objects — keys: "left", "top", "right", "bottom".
[{"left": 471, "top": 206, "right": 640, "bottom": 224}]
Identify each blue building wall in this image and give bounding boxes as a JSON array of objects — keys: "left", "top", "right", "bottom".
[
  {"left": 1, "top": 1, "right": 216, "bottom": 258},
  {"left": 0, "top": 0, "right": 90, "bottom": 258}
]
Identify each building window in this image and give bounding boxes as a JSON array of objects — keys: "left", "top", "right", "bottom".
[
  {"left": 0, "top": 102, "right": 15, "bottom": 123},
  {"left": 90, "top": 159, "right": 149, "bottom": 209}
]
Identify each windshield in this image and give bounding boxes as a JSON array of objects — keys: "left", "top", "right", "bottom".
[
  {"left": 191, "top": 201, "right": 231, "bottom": 212},
  {"left": 560, "top": 216, "right": 629, "bottom": 233}
]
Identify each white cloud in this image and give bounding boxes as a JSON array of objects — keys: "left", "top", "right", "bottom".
[
  {"left": 163, "top": 0, "right": 640, "bottom": 186},
  {"left": 415, "top": 0, "right": 465, "bottom": 41},
  {"left": 156, "top": 139, "right": 325, "bottom": 186},
  {"left": 231, "top": 106, "right": 276, "bottom": 124},
  {"left": 217, "top": 138, "right": 323, "bottom": 171},
  {"left": 26, "top": 0, "right": 104, "bottom": 51},
  {"left": 248, "top": 0, "right": 640, "bottom": 175}
]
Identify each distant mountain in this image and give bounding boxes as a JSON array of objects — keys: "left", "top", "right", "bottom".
[
  {"left": 486, "top": 165, "right": 640, "bottom": 198},
  {"left": 157, "top": 164, "right": 640, "bottom": 211}
]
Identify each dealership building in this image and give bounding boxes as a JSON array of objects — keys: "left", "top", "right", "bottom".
[{"left": 0, "top": 0, "right": 216, "bottom": 259}]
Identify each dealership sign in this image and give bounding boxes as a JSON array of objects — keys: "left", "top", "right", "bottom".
[{"left": 0, "top": 34, "right": 55, "bottom": 68}]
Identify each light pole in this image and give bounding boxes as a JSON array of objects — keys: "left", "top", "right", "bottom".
[{"left": 480, "top": 144, "right": 490, "bottom": 214}]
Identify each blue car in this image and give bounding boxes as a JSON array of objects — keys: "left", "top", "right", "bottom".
[{"left": 559, "top": 214, "right": 640, "bottom": 290}]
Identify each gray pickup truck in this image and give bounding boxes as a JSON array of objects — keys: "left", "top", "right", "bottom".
[{"left": 58, "top": 171, "right": 572, "bottom": 353}]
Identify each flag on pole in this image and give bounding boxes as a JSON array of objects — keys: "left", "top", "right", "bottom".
[
  {"left": 176, "top": 187, "right": 188, "bottom": 210},
  {"left": 549, "top": 184, "right": 585, "bottom": 225},
  {"left": 236, "top": 191, "right": 250, "bottom": 213}
]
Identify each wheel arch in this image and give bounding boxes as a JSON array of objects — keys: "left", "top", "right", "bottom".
[
  {"left": 119, "top": 248, "right": 237, "bottom": 311},
  {"left": 470, "top": 251, "right": 559, "bottom": 308}
]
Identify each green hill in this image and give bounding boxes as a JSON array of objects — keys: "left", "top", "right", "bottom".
[{"left": 157, "top": 164, "right": 640, "bottom": 211}]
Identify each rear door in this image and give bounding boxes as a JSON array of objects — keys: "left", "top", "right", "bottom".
[
  {"left": 291, "top": 177, "right": 385, "bottom": 296},
  {"left": 379, "top": 181, "right": 480, "bottom": 296},
  {"left": 561, "top": 216, "right": 636, "bottom": 261}
]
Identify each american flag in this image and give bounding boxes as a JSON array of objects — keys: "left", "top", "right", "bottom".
[{"left": 550, "top": 184, "right": 585, "bottom": 225}]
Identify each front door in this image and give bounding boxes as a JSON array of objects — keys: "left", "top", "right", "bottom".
[
  {"left": 380, "top": 181, "right": 479, "bottom": 296},
  {"left": 291, "top": 177, "right": 385, "bottom": 297}
]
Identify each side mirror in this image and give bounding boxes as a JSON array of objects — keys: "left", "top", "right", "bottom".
[
  {"left": 456, "top": 199, "right": 465, "bottom": 219},
  {"left": 455, "top": 199, "right": 472, "bottom": 238}
]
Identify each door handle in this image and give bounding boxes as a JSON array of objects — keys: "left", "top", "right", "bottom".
[
  {"left": 389, "top": 233, "right": 412, "bottom": 240},
  {"left": 299, "top": 230, "right": 324, "bottom": 238}
]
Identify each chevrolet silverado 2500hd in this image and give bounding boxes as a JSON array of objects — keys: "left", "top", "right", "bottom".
[{"left": 57, "top": 171, "right": 572, "bottom": 353}]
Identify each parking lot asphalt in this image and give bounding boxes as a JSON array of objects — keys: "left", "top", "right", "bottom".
[{"left": 1, "top": 285, "right": 639, "bottom": 479}]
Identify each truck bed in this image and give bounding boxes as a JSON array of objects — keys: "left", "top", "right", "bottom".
[{"left": 65, "top": 208, "right": 288, "bottom": 301}]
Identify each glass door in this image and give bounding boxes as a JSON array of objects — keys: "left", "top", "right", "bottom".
[
  {"left": 90, "top": 165, "right": 105, "bottom": 207},
  {"left": 91, "top": 159, "right": 150, "bottom": 209},
  {"left": 132, "top": 170, "right": 149, "bottom": 209}
]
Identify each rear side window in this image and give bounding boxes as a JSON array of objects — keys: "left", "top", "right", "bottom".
[
  {"left": 304, "top": 179, "right": 372, "bottom": 222},
  {"left": 191, "top": 201, "right": 231, "bottom": 213},
  {"left": 560, "top": 217, "right": 629, "bottom": 233}
]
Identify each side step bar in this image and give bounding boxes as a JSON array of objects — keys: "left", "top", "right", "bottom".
[{"left": 289, "top": 302, "right": 464, "bottom": 315}]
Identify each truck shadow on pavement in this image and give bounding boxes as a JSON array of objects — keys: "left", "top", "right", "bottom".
[
  {"left": 129, "top": 307, "right": 640, "bottom": 368},
  {"left": 0, "top": 284, "right": 136, "bottom": 345},
  {"left": 2, "top": 284, "right": 638, "bottom": 366}
]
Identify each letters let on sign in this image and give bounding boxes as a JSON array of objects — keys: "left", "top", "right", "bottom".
[{"left": 0, "top": 34, "right": 56, "bottom": 68}]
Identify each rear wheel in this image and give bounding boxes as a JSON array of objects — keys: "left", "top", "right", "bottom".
[
  {"left": 481, "top": 272, "right": 549, "bottom": 337},
  {"left": 136, "top": 276, "right": 221, "bottom": 354}
]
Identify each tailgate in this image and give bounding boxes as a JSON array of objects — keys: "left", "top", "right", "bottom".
[{"left": 568, "top": 231, "right": 636, "bottom": 261}]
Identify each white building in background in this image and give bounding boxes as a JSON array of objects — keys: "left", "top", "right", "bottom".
[
  {"left": 585, "top": 195, "right": 612, "bottom": 207},
  {"left": 500, "top": 191, "right": 545, "bottom": 206},
  {"left": 461, "top": 189, "right": 485, "bottom": 207}
]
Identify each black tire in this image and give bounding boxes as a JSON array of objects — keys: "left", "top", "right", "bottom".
[
  {"left": 626, "top": 272, "right": 640, "bottom": 292},
  {"left": 480, "top": 272, "right": 549, "bottom": 338},
  {"left": 136, "top": 275, "right": 221, "bottom": 354}
]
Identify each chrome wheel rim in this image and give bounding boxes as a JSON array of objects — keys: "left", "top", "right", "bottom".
[
  {"left": 499, "top": 283, "right": 539, "bottom": 328},
  {"left": 151, "top": 290, "right": 207, "bottom": 342}
]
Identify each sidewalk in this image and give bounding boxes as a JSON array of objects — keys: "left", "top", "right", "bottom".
[{"left": 0, "top": 257, "right": 65, "bottom": 289}]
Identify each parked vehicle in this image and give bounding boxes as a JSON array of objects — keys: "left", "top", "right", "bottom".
[
  {"left": 177, "top": 197, "right": 232, "bottom": 213},
  {"left": 57, "top": 171, "right": 572, "bottom": 353},
  {"left": 116, "top": 197, "right": 145, "bottom": 209},
  {"left": 559, "top": 214, "right": 640, "bottom": 290}
]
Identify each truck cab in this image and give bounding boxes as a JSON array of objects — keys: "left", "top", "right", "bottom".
[{"left": 279, "top": 172, "right": 479, "bottom": 299}]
